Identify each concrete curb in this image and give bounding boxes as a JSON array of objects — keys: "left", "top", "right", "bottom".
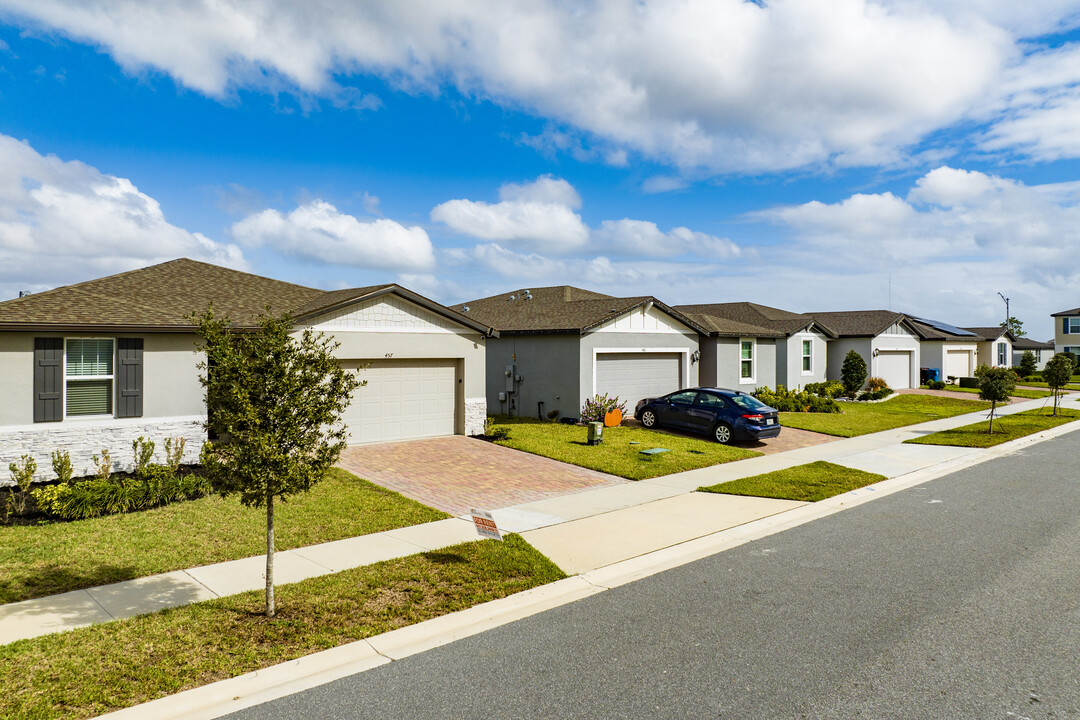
[{"left": 98, "top": 416, "right": 1080, "bottom": 720}]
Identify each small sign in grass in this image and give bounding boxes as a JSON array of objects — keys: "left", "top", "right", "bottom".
[
  {"left": 904, "top": 408, "right": 1080, "bottom": 448},
  {"left": 698, "top": 461, "right": 886, "bottom": 503}
]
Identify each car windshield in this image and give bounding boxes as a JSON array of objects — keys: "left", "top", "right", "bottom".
[{"left": 728, "top": 394, "right": 769, "bottom": 411}]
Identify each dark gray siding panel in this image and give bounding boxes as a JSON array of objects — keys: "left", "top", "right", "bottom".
[
  {"left": 116, "top": 338, "right": 143, "bottom": 418},
  {"left": 33, "top": 337, "right": 63, "bottom": 422}
]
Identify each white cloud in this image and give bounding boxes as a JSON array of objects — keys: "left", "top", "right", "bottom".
[
  {"left": 3, "top": 0, "right": 1061, "bottom": 172},
  {"left": 595, "top": 219, "right": 740, "bottom": 259},
  {"left": 431, "top": 176, "right": 589, "bottom": 253},
  {"left": 0, "top": 133, "right": 244, "bottom": 298},
  {"left": 230, "top": 200, "right": 435, "bottom": 271}
]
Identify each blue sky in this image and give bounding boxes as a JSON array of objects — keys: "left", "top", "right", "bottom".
[{"left": 2, "top": 1, "right": 1080, "bottom": 339}]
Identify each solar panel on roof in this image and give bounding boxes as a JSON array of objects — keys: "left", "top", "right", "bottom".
[{"left": 911, "top": 317, "right": 977, "bottom": 337}]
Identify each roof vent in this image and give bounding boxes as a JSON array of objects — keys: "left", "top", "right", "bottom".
[
  {"left": 462, "top": 306, "right": 470, "bottom": 312},
  {"left": 524, "top": 291, "right": 533, "bottom": 300},
  {"left": 18, "top": 290, "right": 31, "bottom": 298}
]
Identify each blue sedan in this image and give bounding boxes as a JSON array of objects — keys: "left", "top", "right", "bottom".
[{"left": 634, "top": 387, "right": 781, "bottom": 444}]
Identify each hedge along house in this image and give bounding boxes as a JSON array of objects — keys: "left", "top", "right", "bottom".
[
  {"left": 674, "top": 302, "right": 830, "bottom": 391},
  {"left": 807, "top": 311, "right": 922, "bottom": 389},
  {"left": 0, "top": 259, "right": 493, "bottom": 482},
  {"left": 453, "top": 286, "right": 706, "bottom": 419},
  {"left": 961, "top": 326, "right": 1016, "bottom": 369},
  {"left": 906, "top": 317, "right": 980, "bottom": 381}
]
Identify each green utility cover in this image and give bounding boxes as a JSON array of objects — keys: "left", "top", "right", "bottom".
[{"left": 639, "top": 447, "right": 670, "bottom": 455}]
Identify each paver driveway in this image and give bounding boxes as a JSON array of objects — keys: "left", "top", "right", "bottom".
[{"left": 337, "top": 436, "right": 627, "bottom": 516}]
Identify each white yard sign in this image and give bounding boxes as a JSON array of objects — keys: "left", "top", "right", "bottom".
[{"left": 470, "top": 508, "right": 503, "bottom": 541}]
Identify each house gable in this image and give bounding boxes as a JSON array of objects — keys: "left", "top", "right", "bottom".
[
  {"left": 589, "top": 303, "right": 695, "bottom": 335},
  {"left": 306, "top": 295, "right": 475, "bottom": 334},
  {"left": 882, "top": 321, "right": 917, "bottom": 338}
]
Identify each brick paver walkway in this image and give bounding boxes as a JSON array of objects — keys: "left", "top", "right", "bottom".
[{"left": 337, "top": 436, "right": 627, "bottom": 515}]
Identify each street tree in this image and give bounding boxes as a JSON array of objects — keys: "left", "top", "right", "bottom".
[
  {"left": 841, "top": 350, "right": 867, "bottom": 398},
  {"left": 1017, "top": 350, "right": 1038, "bottom": 379},
  {"left": 978, "top": 366, "right": 1016, "bottom": 434},
  {"left": 1002, "top": 316, "right": 1025, "bottom": 337},
  {"left": 194, "top": 308, "right": 362, "bottom": 617},
  {"left": 1044, "top": 352, "right": 1076, "bottom": 417}
]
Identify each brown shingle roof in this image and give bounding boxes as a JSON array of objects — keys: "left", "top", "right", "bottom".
[
  {"left": 0, "top": 259, "right": 493, "bottom": 334},
  {"left": 807, "top": 310, "right": 908, "bottom": 337},
  {"left": 1013, "top": 337, "right": 1054, "bottom": 350},
  {"left": 1051, "top": 307, "right": 1080, "bottom": 317},
  {"left": 962, "top": 326, "right": 1014, "bottom": 342},
  {"left": 453, "top": 285, "right": 706, "bottom": 334},
  {"left": 674, "top": 302, "right": 815, "bottom": 338}
]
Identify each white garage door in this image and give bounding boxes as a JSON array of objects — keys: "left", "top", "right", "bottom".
[
  {"left": 945, "top": 350, "right": 972, "bottom": 379},
  {"left": 341, "top": 359, "right": 457, "bottom": 444},
  {"left": 877, "top": 351, "right": 913, "bottom": 389},
  {"left": 595, "top": 352, "right": 682, "bottom": 406}
]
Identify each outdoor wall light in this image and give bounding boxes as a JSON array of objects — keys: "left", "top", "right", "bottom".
[{"left": 690, "top": 350, "right": 701, "bottom": 364}]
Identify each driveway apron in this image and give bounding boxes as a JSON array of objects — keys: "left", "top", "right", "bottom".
[{"left": 337, "top": 436, "right": 627, "bottom": 516}]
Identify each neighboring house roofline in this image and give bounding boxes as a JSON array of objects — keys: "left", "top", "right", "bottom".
[
  {"left": 960, "top": 326, "right": 1018, "bottom": 343},
  {"left": 672, "top": 301, "right": 822, "bottom": 338},
  {"left": 806, "top": 310, "right": 915, "bottom": 338},
  {"left": 1051, "top": 308, "right": 1080, "bottom": 317}
]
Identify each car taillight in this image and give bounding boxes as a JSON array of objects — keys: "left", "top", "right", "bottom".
[{"left": 741, "top": 414, "right": 764, "bottom": 422}]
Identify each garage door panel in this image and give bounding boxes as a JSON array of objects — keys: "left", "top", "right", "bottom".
[
  {"left": 596, "top": 352, "right": 683, "bottom": 406},
  {"left": 877, "top": 351, "right": 912, "bottom": 389},
  {"left": 342, "top": 359, "right": 456, "bottom": 444},
  {"left": 945, "top": 350, "right": 971, "bottom": 379}
]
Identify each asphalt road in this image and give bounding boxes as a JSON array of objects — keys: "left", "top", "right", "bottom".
[{"left": 229, "top": 430, "right": 1080, "bottom": 720}]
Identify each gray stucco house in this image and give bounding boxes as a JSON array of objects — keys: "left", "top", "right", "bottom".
[
  {"left": 906, "top": 317, "right": 980, "bottom": 381},
  {"left": 675, "top": 302, "right": 830, "bottom": 391},
  {"left": 0, "top": 259, "right": 494, "bottom": 481},
  {"left": 808, "top": 311, "right": 922, "bottom": 389},
  {"left": 453, "top": 286, "right": 706, "bottom": 419},
  {"left": 1012, "top": 337, "right": 1055, "bottom": 371},
  {"left": 961, "top": 326, "right": 1016, "bottom": 369}
]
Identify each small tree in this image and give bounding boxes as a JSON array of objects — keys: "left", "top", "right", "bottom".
[
  {"left": 1002, "top": 316, "right": 1025, "bottom": 338},
  {"left": 1044, "top": 352, "right": 1076, "bottom": 417},
  {"left": 1017, "top": 350, "right": 1038, "bottom": 379},
  {"left": 840, "top": 350, "right": 868, "bottom": 398},
  {"left": 194, "top": 308, "right": 362, "bottom": 617},
  {"left": 978, "top": 366, "right": 1016, "bottom": 434}
]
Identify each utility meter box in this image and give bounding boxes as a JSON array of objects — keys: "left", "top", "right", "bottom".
[{"left": 587, "top": 421, "right": 603, "bottom": 445}]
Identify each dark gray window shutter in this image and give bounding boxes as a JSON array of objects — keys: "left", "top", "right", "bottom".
[
  {"left": 1066, "top": 318, "right": 1071, "bottom": 334},
  {"left": 33, "top": 337, "right": 63, "bottom": 422},
  {"left": 116, "top": 338, "right": 143, "bottom": 418}
]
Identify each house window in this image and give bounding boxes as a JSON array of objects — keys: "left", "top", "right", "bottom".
[
  {"left": 996, "top": 342, "right": 1007, "bottom": 366},
  {"left": 1066, "top": 318, "right": 1080, "bottom": 334},
  {"left": 801, "top": 339, "right": 812, "bottom": 373},
  {"left": 1065, "top": 346, "right": 1080, "bottom": 356},
  {"left": 740, "top": 339, "right": 754, "bottom": 382},
  {"left": 66, "top": 338, "right": 114, "bottom": 416}
]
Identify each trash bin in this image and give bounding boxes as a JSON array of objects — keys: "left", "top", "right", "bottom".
[
  {"left": 587, "top": 421, "right": 603, "bottom": 445},
  {"left": 921, "top": 367, "right": 940, "bottom": 383}
]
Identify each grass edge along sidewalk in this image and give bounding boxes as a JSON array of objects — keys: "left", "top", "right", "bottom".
[
  {"left": 698, "top": 460, "right": 886, "bottom": 503},
  {"left": 904, "top": 408, "right": 1080, "bottom": 448},
  {"left": 0, "top": 535, "right": 564, "bottom": 720},
  {"left": 0, "top": 469, "right": 449, "bottom": 606},
  {"left": 778, "top": 395, "right": 991, "bottom": 438}
]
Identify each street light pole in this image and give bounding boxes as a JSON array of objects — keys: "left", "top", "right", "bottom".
[{"left": 997, "top": 291, "right": 1010, "bottom": 329}]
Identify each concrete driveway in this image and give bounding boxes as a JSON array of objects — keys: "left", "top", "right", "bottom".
[{"left": 337, "top": 436, "right": 627, "bottom": 516}]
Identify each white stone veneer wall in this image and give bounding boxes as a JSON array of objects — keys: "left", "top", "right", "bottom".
[
  {"left": 465, "top": 398, "right": 487, "bottom": 436},
  {"left": 0, "top": 416, "right": 206, "bottom": 485}
]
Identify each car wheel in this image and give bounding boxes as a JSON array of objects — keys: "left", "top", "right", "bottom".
[
  {"left": 713, "top": 422, "right": 733, "bottom": 444},
  {"left": 641, "top": 409, "right": 657, "bottom": 428}
]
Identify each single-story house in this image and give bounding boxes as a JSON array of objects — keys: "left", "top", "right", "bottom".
[
  {"left": 453, "top": 286, "right": 706, "bottom": 418},
  {"left": 0, "top": 258, "right": 493, "bottom": 481},
  {"left": 1052, "top": 306, "right": 1080, "bottom": 357},
  {"left": 807, "top": 311, "right": 922, "bottom": 389},
  {"left": 906, "top": 317, "right": 980, "bottom": 381},
  {"left": 961, "top": 326, "right": 1016, "bottom": 369},
  {"left": 1012, "top": 337, "right": 1055, "bottom": 371},
  {"left": 674, "top": 302, "right": 830, "bottom": 390}
]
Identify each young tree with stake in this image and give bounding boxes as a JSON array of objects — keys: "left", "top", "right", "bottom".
[
  {"left": 978, "top": 366, "right": 1016, "bottom": 434},
  {"left": 1043, "top": 352, "right": 1076, "bottom": 417},
  {"left": 194, "top": 308, "right": 362, "bottom": 617}
]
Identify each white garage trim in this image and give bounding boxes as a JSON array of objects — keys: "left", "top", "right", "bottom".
[
  {"left": 340, "top": 359, "right": 458, "bottom": 444},
  {"left": 591, "top": 348, "right": 689, "bottom": 402},
  {"left": 875, "top": 350, "right": 913, "bottom": 389},
  {"left": 945, "top": 349, "right": 973, "bottom": 379}
]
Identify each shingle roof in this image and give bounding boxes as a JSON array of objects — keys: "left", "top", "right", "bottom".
[
  {"left": 905, "top": 317, "right": 979, "bottom": 342},
  {"left": 1051, "top": 307, "right": 1080, "bottom": 317},
  {"left": 0, "top": 258, "right": 493, "bottom": 334},
  {"left": 961, "top": 326, "right": 1012, "bottom": 341},
  {"left": 806, "top": 310, "right": 909, "bottom": 337},
  {"left": 674, "top": 302, "right": 815, "bottom": 338},
  {"left": 452, "top": 285, "right": 707, "bottom": 334},
  {"left": 1013, "top": 337, "right": 1054, "bottom": 350}
]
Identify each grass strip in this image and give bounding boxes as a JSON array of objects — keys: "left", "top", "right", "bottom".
[
  {"left": 491, "top": 417, "right": 760, "bottom": 480},
  {"left": 1014, "top": 381, "right": 1080, "bottom": 391},
  {"left": 921, "top": 385, "right": 1052, "bottom": 399},
  {"left": 904, "top": 408, "right": 1080, "bottom": 448},
  {"left": 778, "top": 395, "right": 991, "bottom": 438},
  {"left": 698, "top": 460, "right": 886, "bottom": 502},
  {"left": 0, "top": 534, "right": 565, "bottom": 720},
  {"left": 0, "top": 469, "right": 448, "bottom": 605}
]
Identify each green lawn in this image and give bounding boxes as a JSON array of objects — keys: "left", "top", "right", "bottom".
[
  {"left": 1015, "top": 381, "right": 1080, "bottom": 391},
  {"left": 778, "top": 394, "right": 991, "bottom": 438},
  {"left": 0, "top": 468, "right": 448, "bottom": 605},
  {"left": 491, "top": 417, "right": 760, "bottom": 480},
  {"left": 922, "top": 384, "right": 1052, "bottom": 399},
  {"left": 905, "top": 408, "right": 1080, "bottom": 448},
  {"left": 698, "top": 461, "right": 885, "bottom": 502},
  {"left": 0, "top": 535, "right": 565, "bottom": 720}
]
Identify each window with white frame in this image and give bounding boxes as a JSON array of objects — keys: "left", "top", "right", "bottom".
[
  {"left": 801, "top": 339, "right": 812, "bottom": 373},
  {"left": 1066, "top": 318, "right": 1080, "bottom": 334},
  {"left": 997, "top": 342, "right": 1007, "bottom": 366},
  {"left": 66, "top": 338, "right": 114, "bottom": 416},
  {"left": 1066, "top": 346, "right": 1080, "bottom": 356},
  {"left": 740, "top": 339, "right": 754, "bottom": 382}
]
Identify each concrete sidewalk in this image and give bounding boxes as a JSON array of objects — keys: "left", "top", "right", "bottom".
[{"left": 3, "top": 393, "right": 1077, "bottom": 647}]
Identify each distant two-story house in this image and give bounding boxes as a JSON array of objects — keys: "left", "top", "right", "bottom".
[{"left": 1052, "top": 307, "right": 1080, "bottom": 358}]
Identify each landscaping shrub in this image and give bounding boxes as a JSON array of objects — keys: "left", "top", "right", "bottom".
[
  {"left": 7, "top": 454, "right": 36, "bottom": 515},
  {"left": 926, "top": 380, "right": 947, "bottom": 390},
  {"left": 51, "top": 449, "right": 73, "bottom": 485},
  {"left": 581, "top": 394, "right": 628, "bottom": 423},
  {"left": 132, "top": 436, "right": 155, "bottom": 477},
  {"left": 805, "top": 380, "right": 845, "bottom": 398},
  {"left": 1017, "top": 351, "right": 1038, "bottom": 378},
  {"left": 865, "top": 376, "right": 889, "bottom": 392},
  {"left": 857, "top": 387, "right": 894, "bottom": 401},
  {"left": 754, "top": 385, "right": 839, "bottom": 413},
  {"left": 482, "top": 417, "right": 511, "bottom": 441},
  {"left": 841, "top": 350, "right": 868, "bottom": 397},
  {"left": 31, "top": 471, "right": 212, "bottom": 521}
]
